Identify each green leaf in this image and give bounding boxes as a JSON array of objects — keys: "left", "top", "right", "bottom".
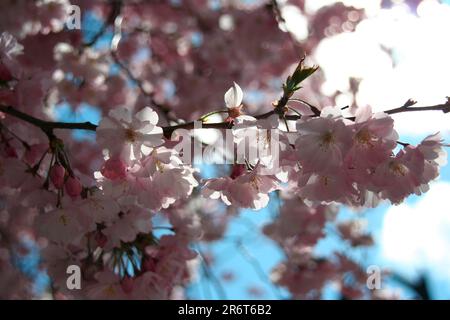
[{"left": 283, "top": 57, "right": 319, "bottom": 96}]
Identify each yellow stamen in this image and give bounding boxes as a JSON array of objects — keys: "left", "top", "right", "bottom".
[
  {"left": 104, "top": 285, "right": 116, "bottom": 296},
  {"left": 321, "top": 176, "right": 329, "bottom": 186},
  {"left": 389, "top": 162, "right": 408, "bottom": 177},
  {"left": 59, "top": 214, "right": 68, "bottom": 226},
  {"left": 355, "top": 129, "right": 374, "bottom": 148},
  {"left": 320, "top": 132, "right": 334, "bottom": 148}
]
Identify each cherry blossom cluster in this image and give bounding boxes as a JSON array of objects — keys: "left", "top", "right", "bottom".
[
  {"left": 264, "top": 198, "right": 397, "bottom": 299},
  {"left": 0, "top": 0, "right": 448, "bottom": 300}
]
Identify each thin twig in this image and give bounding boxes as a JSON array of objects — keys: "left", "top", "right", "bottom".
[
  {"left": 236, "top": 241, "right": 285, "bottom": 299},
  {"left": 270, "top": 0, "right": 303, "bottom": 56},
  {"left": 195, "top": 246, "right": 227, "bottom": 300},
  {"left": 81, "top": 0, "right": 123, "bottom": 49},
  {"left": 108, "top": 3, "right": 177, "bottom": 124}
]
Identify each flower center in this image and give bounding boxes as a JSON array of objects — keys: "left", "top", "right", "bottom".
[
  {"left": 125, "top": 128, "right": 137, "bottom": 142},
  {"left": 320, "top": 132, "right": 334, "bottom": 148},
  {"left": 104, "top": 285, "right": 116, "bottom": 296},
  {"left": 355, "top": 129, "right": 374, "bottom": 147},
  {"left": 59, "top": 214, "right": 68, "bottom": 226},
  {"left": 389, "top": 162, "right": 408, "bottom": 177},
  {"left": 227, "top": 105, "right": 243, "bottom": 119},
  {"left": 321, "top": 176, "right": 329, "bottom": 186},
  {"left": 156, "top": 160, "right": 165, "bottom": 172}
]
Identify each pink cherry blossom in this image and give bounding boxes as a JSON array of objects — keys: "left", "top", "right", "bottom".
[
  {"left": 49, "top": 164, "right": 65, "bottom": 189},
  {"left": 86, "top": 270, "right": 128, "bottom": 300},
  {"left": 101, "top": 156, "right": 127, "bottom": 181},
  {"left": 0, "top": 0, "right": 449, "bottom": 301},
  {"left": 65, "top": 176, "right": 82, "bottom": 199},
  {"left": 295, "top": 110, "right": 353, "bottom": 174},
  {"left": 34, "top": 206, "right": 84, "bottom": 245},
  {"left": 97, "top": 106, "right": 164, "bottom": 162},
  {"left": 131, "top": 147, "right": 198, "bottom": 211},
  {"left": 0, "top": 32, "right": 23, "bottom": 78},
  {"left": 102, "top": 207, "right": 153, "bottom": 250},
  {"left": 202, "top": 165, "right": 280, "bottom": 210}
]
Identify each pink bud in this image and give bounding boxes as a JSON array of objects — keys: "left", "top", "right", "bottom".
[
  {"left": 65, "top": 176, "right": 82, "bottom": 198},
  {"left": 101, "top": 156, "right": 127, "bottom": 180},
  {"left": 50, "top": 164, "right": 65, "bottom": 189},
  {"left": 120, "top": 276, "right": 134, "bottom": 294},
  {"left": 94, "top": 231, "right": 107, "bottom": 248}
]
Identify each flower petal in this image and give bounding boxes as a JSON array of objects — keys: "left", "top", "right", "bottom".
[
  {"left": 224, "top": 82, "right": 243, "bottom": 109},
  {"left": 135, "top": 106, "right": 159, "bottom": 125}
]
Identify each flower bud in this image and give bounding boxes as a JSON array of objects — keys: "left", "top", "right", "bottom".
[
  {"left": 50, "top": 164, "right": 65, "bottom": 189},
  {"left": 65, "top": 176, "right": 82, "bottom": 198},
  {"left": 101, "top": 156, "right": 127, "bottom": 180}
]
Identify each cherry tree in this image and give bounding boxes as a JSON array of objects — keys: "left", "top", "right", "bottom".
[{"left": 0, "top": 0, "right": 448, "bottom": 299}]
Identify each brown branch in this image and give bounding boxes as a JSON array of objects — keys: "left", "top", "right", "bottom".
[
  {"left": 0, "top": 105, "right": 97, "bottom": 138},
  {"left": 346, "top": 101, "right": 450, "bottom": 121},
  {"left": 385, "top": 103, "right": 450, "bottom": 115},
  {"left": 1, "top": 99, "right": 449, "bottom": 140}
]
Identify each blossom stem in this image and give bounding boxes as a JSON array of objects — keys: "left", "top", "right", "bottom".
[
  {"left": 397, "top": 141, "right": 410, "bottom": 147},
  {"left": 30, "top": 148, "right": 49, "bottom": 174},
  {"left": 289, "top": 98, "right": 321, "bottom": 116},
  {"left": 198, "top": 110, "right": 228, "bottom": 122}
]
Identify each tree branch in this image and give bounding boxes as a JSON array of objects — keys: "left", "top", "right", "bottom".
[
  {"left": 0, "top": 105, "right": 97, "bottom": 138},
  {"left": 385, "top": 103, "right": 450, "bottom": 115},
  {"left": 346, "top": 100, "right": 450, "bottom": 121},
  {"left": 1, "top": 99, "right": 449, "bottom": 140}
]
